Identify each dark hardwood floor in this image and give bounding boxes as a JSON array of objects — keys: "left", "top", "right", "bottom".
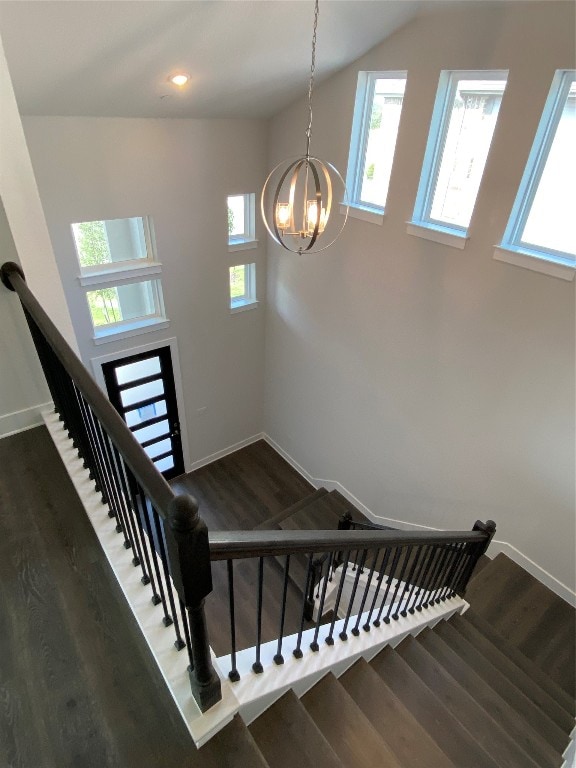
[{"left": 0, "top": 427, "right": 234, "bottom": 768}]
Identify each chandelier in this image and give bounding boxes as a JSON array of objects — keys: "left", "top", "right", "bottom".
[{"left": 261, "top": 0, "right": 348, "bottom": 254}]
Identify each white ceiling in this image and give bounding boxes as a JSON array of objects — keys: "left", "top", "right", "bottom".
[{"left": 0, "top": 1, "right": 422, "bottom": 119}]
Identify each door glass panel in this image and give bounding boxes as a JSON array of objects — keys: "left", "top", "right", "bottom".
[
  {"left": 115, "top": 356, "right": 161, "bottom": 385},
  {"left": 125, "top": 399, "right": 167, "bottom": 427},
  {"left": 154, "top": 455, "right": 175, "bottom": 473},
  {"left": 145, "top": 437, "right": 172, "bottom": 460},
  {"left": 120, "top": 378, "right": 164, "bottom": 408},
  {"left": 132, "top": 419, "right": 170, "bottom": 444}
]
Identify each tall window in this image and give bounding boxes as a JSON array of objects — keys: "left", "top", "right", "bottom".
[
  {"left": 345, "top": 71, "right": 407, "bottom": 219},
  {"left": 497, "top": 70, "right": 575, "bottom": 276},
  {"left": 71, "top": 216, "right": 167, "bottom": 342},
  {"left": 411, "top": 71, "right": 508, "bottom": 241},
  {"left": 227, "top": 193, "right": 257, "bottom": 251},
  {"left": 229, "top": 263, "right": 257, "bottom": 313}
]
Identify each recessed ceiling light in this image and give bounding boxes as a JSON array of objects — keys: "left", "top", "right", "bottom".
[{"left": 169, "top": 74, "right": 189, "bottom": 87}]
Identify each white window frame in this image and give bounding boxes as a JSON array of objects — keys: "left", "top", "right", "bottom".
[
  {"left": 73, "top": 216, "right": 161, "bottom": 281},
  {"left": 229, "top": 262, "right": 258, "bottom": 314},
  {"left": 71, "top": 215, "right": 169, "bottom": 342},
  {"left": 410, "top": 70, "right": 508, "bottom": 247},
  {"left": 495, "top": 70, "right": 576, "bottom": 280},
  {"left": 344, "top": 70, "right": 407, "bottom": 224},
  {"left": 228, "top": 193, "right": 258, "bottom": 252}
]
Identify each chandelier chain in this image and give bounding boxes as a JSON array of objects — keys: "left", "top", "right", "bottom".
[{"left": 305, "top": 0, "right": 320, "bottom": 158}]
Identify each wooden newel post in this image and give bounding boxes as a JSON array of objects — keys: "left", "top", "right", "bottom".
[
  {"left": 473, "top": 519, "right": 497, "bottom": 556},
  {"left": 166, "top": 494, "right": 222, "bottom": 713},
  {"left": 457, "top": 519, "right": 497, "bottom": 596}
]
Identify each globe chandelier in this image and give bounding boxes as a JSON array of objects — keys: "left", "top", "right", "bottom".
[{"left": 261, "top": 0, "right": 348, "bottom": 255}]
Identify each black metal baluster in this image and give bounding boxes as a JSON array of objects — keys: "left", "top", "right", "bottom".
[
  {"left": 137, "top": 491, "right": 165, "bottom": 607},
  {"left": 374, "top": 547, "right": 401, "bottom": 626},
  {"left": 102, "top": 432, "right": 133, "bottom": 549},
  {"left": 440, "top": 543, "right": 465, "bottom": 601},
  {"left": 110, "top": 444, "right": 142, "bottom": 566},
  {"left": 420, "top": 545, "right": 445, "bottom": 609},
  {"left": 387, "top": 546, "right": 412, "bottom": 622},
  {"left": 340, "top": 549, "right": 367, "bottom": 640},
  {"left": 113, "top": 450, "right": 152, "bottom": 588},
  {"left": 253, "top": 557, "right": 264, "bottom": 673},
  {"left": 431, "top": 545, "right": 456, "bottom": 605},
  {"left": 310, "top": 553, "right": 334, "bottom": 651},
  {"left": 352, "top": 547, "right": 380, "bottom": 635},
  {"left": 294, "top": 555, "right": 315, "bottom": 659},
  {"left": 274, "top": 555, "right": 291, "bottom": 665},
  {"left": 92, "top": 419, "right": 121, "bottom": 526},
  {"left": 427, "top": 545, "right": 452, "bottom": 606},
  {"left": 400, "top": 545, "right": 424, "bottom": 617},
  {"left": 179, "top": 598, "right": 195, "bottom": 671},
  {"left": 325, "top": 551, "right": 351, "bottom": 645},
  {"left": 227, "top": 560, "right": 240, "bottom": 681},
  {"left": 151, "top": 508, "right": 184, "bottom": 640},
  {"left": 76, "top": 393, "right": 104, "bottom": 494},
  {"left": 364, "top": 547, "right": 391, "bottom": 631},
  {"left": 407, "top": 544, "right": 433, "bottom": 614},
  {"left": 84, "top": 405, "right": 110, "bottom": 505}
]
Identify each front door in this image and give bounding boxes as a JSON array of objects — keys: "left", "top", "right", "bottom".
[{"left": 101, "top": 346, "right": 184, "bottom": 479}]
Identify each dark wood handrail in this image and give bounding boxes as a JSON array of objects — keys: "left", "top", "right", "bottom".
[
  {"left": 209, "top": 528, "right": 489, "bottom": 560},
  {"left": 1, "top": 261, "right": 175, "bottom": 517}
]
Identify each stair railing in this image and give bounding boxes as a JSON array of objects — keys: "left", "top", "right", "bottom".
[
  {"left": 2, "top": 260, "right": 496, "bottom": 715},
  {"left": 209, "top": 521, "right": 495, "bottom": 681},
  {"left": 1, "top": 261, "right": 222, "bottom": 713}
]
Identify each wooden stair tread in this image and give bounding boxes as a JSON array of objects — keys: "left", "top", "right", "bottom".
[
  {"left": 418, "top": 626, "right": 564, "bottom": 765},
  {"left": 466, "top": 554, "right": 575, "bottom": 697},
  {"left": 448, "top": 613, "right": 575, "bottom": 732},
  {"left": 301, "top": 672, "right": 403, "bottom": 768},
  {"left": 370, "top": 645, "right": 500, "bottom": 768},
  {"left": 254, "top": 488, "right": 330, "bottom": 531},
  {"left": 340, "top": 658, "right": 457, "bottom": 768},
  {"left": 279, "top": 494, "right": 341, "bottom": 531},
  {"left": 200, "top": 714, "right": 269, "bottom": 768},
  {"left": 463, "top": 608, "right": 575, "bottom": 716},
  {"left": 395, "top": 635, "right": 542, "bottom": 768},
  {"left": 249, "top": 690, "right": 344, "bottom": 768}
]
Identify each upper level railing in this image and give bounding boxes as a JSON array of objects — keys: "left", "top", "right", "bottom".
[{"left": 1, "top": 260, "right": 496, "bottom": 714}]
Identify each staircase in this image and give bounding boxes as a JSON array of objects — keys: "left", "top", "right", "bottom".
[
  {"left": 198, "top": 553, "right": 575, "bottom": 768},
  {"left": 254, "top": 487, "right": 377, "bottom": 532}
]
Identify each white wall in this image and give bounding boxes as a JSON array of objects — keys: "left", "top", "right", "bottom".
[
  {"left": 0, "top": 197, "right": 51, "bottom": 436},
  {"left": 264, "top": 2, "right": 576, "bottom": 593},
  {"left": 0, "top": 32, "right": 77, "bottom": 350},
  {"left": 22, "top": 117, "right": 268, "bottom": 466}
]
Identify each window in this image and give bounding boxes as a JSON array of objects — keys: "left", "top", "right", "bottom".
[
  {"left": 229, "top": 263, "right": 257, "bottom": 313},
  {"left": 71, "top": 216, "right": 168, "bottom": 342},
  {"left": 72, "top": 217, "right": 156, "bottom": 274},
  {"left": 228, "top": 193, "right": 257, "bottom": 251},
  {"left": 410, "top": 70, "right": 508, "bottom": 246},
  {"left": 496, "top": 71, "right": 576, "bottom": 279},
  {"left": 345, "top": 71, "right": 407, "bottom": 222}
]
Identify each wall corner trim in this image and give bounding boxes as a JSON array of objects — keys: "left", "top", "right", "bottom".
[
  {"left": 0, "top": 401, "right": 53, "bottom": 439},
  {"left": 262, "top": 433, "right": 576, "bottom": 607}
]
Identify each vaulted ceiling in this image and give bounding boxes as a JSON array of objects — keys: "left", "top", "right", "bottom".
[{"left": 0, "top": 0, "right": 421, "bottom": 119}]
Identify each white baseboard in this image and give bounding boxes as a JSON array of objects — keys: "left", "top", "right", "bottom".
[
  {"left": 262, "top": 433, "right": 576, "bottom": 608},
  {"left": 186, "top": 433, "right": 265, "bottom": 473},
  {"left": 0, "top": 401, "right": 53, "bottom": 439}
]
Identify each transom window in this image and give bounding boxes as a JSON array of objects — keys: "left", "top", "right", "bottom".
[
  {"left": 412, "top": 70, "right": 508, "bottom": 239},
  {"left": 346, "top": 71, "right": 407, "bottom": 217},
  {"left": 497, "top": 70, "right": 575, "bottom": 274},
  {"left": 71, "top": 215, "right": 168, "bottom": 342},
  {"left": 72, "top": 216, "right": 155, "bottom": 274}
]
